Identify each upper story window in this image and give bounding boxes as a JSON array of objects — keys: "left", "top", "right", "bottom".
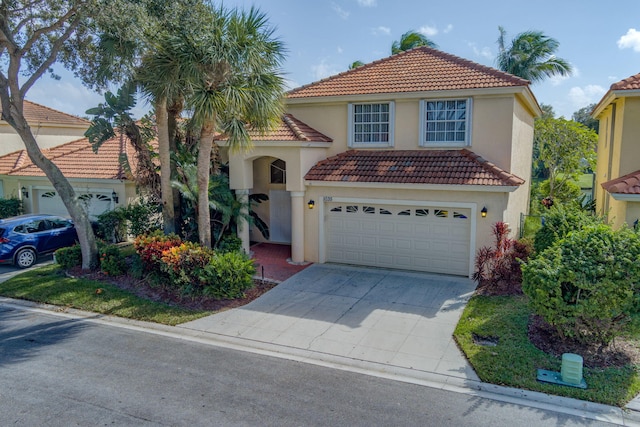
[
  {"left": 270, "top": 159, "right": 286, "bottom": 184},
  {"left": 348, "top": 102, "right": 395, "bottom": 148},
  {"left": 419, "top": 98, "right": 472, "bottom": 147}
]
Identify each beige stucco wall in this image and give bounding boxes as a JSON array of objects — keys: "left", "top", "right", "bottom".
[
  {"left": 619, "top": 97, "right": 640, "bottom": 177},
  {"left": 594, "top": 95, "right": 640, "bottom": 227},
  {"left": 595, "top": 106, "right": 613, "bottom": 216},
  {"left": 626, "top": 202, "right": 640, "bottom": 228},
  {"left": 286, "top": 94, "right": 525, "bottom": 173},
  {"left": 0, "top": 123, "right": 88, "bottom": 156}
]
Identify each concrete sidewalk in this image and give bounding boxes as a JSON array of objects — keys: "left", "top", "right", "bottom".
[{"left": 179, "top": 264, "right": 479, "bottom": 381}]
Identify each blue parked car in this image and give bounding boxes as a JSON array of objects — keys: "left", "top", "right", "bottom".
[{"left": 0, "top": 214, "right": 78, "bottom": 268}]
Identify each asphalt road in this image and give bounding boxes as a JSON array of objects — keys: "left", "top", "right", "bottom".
[{"left": 0, "top": 305, "right": 618, "bottom": 426}]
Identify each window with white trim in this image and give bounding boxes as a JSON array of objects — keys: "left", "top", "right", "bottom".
[
  {"left": 420, "top": 98, "right": 472, "bottom": 146},
  {"left": 348, "top": 102, "right": 395, "bottom": 147}
]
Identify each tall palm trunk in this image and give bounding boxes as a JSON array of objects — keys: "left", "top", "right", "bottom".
[
  {"left": 9, "top": 107, "right": 98, "bottom": 269},
  {"left": 197, "top": 120, "right": 215, "bottom": 248},
  {"left": 156, "top": 97, "right": 175, "bottom": 233}
]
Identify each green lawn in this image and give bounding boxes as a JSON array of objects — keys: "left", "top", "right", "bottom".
[
  {"left": 0, "top": 264, "right": 211, "bottom": 325},
  {"left": 454, "top": 295, "right": 640, "bottom": 407}
]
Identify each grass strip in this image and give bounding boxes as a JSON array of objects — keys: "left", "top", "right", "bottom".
[
  {"left": 454, "top": 294, "right": 640, "bottom": 407},
  {"left": 0, "top": 264, "right": 211, "bottom": 326}
]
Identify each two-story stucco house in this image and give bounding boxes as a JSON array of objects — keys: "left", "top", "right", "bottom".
[
  {"left": 592, "top": 72, "right": 640, "bottom": 230},
  {"left": 227, "top": 47, "right": 541, "bottom": 277}
]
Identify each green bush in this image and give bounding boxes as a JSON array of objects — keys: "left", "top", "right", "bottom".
[
  {"left": 99, "top": 244, "right": 127, "bottom": 276},
  {"left": 55, "top": 245, "right": 82, "bottom": 270},
  {"left": 533, "top": 204, "right": 602, "bottom": 254},
  {"left": 123, "top": 200, "right": 161, "bottom": 237},
  {"left": 522, "top": 224, "right": 640, "bottom": 347},
  {"left": 160, "top": 242, "right": 214, "bottom": 291},
  {"left": 96, "top": 209, "right": 128, "bottom": 243},
  {"left": 216, "top": 234, "right": 242, "bottom": 253},
  {"left": 538, "top": 179, "right": 582, "bottom": 204},
  {"left": 202, "top": 252, "right": 256, "bottom": 299},
  {"left": 0, "top": 197, "right": 23, "bottom": 218}
]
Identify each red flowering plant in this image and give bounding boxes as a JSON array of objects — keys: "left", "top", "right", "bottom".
[{"left": 133, "top": 231, "right": 182, "bottom": 274}]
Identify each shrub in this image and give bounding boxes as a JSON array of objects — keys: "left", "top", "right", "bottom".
[
  {"left": 472, "top": 222, "right": 531, "bottom": 295},
  {"left": 0, "top": 197, "right": 22, "bottom": 218},
  {"left": 160, "top": 242, "right": 214, "bottom": 291},
  {"left": 201, "top": 251, "right": 256, "bottom": 299},
  {"left": 522, "top": 224, "right": 640, "bottom": 348},
  {"left": 96, "top": 209, "right": 128, "bottom": 243},
  {"left": 55, "top": 245, "right": 82, "bottom": 270},
  {"left": 533, "top": 204, "right": 602, "bottom": 254},
  {"left": 99, "top": 244, "right": 127, "bottom": 276},
  {"left": 134, "top": 231, "right": 182, "bottom": 273},
  {"left": 123, "top": 200, "right": 162, "bottom": 237},
  {"left": 216, "top": 234, "right": 242, "bottom": 253},
  {"left": 538, "top": 179, "right": 582, "bottom": 205}
]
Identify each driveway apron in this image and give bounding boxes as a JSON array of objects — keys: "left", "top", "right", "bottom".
[{"left": 179, "top": 264, "right": 479, "bottom": 380}]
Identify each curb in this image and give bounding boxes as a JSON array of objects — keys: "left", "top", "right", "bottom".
[{"left": 2, "top": 296, "right": 639, "bottom": 426}]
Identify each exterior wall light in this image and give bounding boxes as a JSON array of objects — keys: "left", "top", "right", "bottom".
[
  {"left": 111, "top": 190, "right": 119, "bottom": 204},
  {"left": 308, "top": 200, "right": 315, "bottom": 209},
  {"left": 481, "top": 206, "right": 487, "bottom": 218},
  {"left": 21, "top": 186, "right": 28, "bottom": 198}
]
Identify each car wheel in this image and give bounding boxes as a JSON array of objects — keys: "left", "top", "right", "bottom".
[{"left": 15, "top": 248, "right": 36, "bottom": 269}]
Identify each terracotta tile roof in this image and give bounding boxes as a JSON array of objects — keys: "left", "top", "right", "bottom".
[
  {"left": 218, "top": 114, "right": 332, "bottom": 142},
  {"left": 0, "top": 100, "right": 89, "bottom": 126},
  {"left": 288, "top": 47, "right": 529, "bottom": 99},
  {"left": 610, "top": 73, "right": 640, "bottom": 91},
  {"left": 304, "top": 149, "right": 524, "bottom": 186},
  {"left": 601, "top": 170, "right": 640, "bottom": 194},
  {"left": 0, "top": 133, "right": 153, "bottom": 180}
]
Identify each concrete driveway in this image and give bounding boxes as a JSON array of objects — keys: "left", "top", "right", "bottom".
[{"left": 180, "top": 264, "right": 478, "bottom": 380}]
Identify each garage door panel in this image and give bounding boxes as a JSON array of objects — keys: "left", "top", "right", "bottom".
[{"left": 326, "top": 202, "right": 471, "bottom": 276}]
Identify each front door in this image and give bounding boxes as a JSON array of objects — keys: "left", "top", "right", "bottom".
[{"left": 269, "top": 190, "right": 291, "bottom": 243}]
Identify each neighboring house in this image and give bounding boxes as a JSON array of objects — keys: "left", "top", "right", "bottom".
[
  {"left": 0, "top": 100, "right": 90, "bottom": 198},
  {"left": 592, "top": 72, "right": 640, "bottom": 230},
  {"left": 0, "top": 133, "right": 143, "bottom": 220},
  {"left": 0, "top": 100, "right": 89, "bottom": 155},
  {"left": 226, "top": 47, "right": 541, "bottom": 277}
]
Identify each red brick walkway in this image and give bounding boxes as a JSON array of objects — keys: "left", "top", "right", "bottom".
[{"left": 251, "top": 242, "right": 312, "bottom": 282}]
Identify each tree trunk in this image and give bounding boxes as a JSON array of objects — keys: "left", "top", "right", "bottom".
[
  {"left": 167, "top": 98, "right": 183, "bottom": 234},
  {"left": 9, "top": 106, "right": 98, "bottom": 270},
  {"left": 197, "top": 121, "right": 215, "bottom": 248},
  {"left": 156, "top": 97, "right": 174, "bottom": 234}
]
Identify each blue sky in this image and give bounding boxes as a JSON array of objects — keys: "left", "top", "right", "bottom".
[{"left": 28, "top": 0, "right": 640, "bottom": 120}]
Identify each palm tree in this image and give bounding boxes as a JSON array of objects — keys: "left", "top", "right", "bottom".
[
  {"left": 349, "top": 60, "right": 365, "bottom": 70},
  {"left": 496, "top": 26, "right": 573, "bottom": 83},
  {"left": 391, "top": 30, "right": 437, "bottom": 54},
  {"left": 174, "top": 5, "right": 285, "bottom": 248}
]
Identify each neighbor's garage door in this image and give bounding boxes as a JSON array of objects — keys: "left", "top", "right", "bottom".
[
  {"left": 326, "top": 203, "right": 471, "bottom": 276},
  {"left": 37, "top": 190, "right": 113, "bottom": 220}
]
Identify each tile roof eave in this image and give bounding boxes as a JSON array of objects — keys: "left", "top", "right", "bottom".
[{"left": 303, "top": 180, "right": 521, "bottom": 192}]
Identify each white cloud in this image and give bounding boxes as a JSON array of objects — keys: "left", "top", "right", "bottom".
[
  {"left": 568, "top": 85, "right": 606, "bottom": 110},
  {"left": 617, "top": 28, "right": 640, "bottom": 52},
  {"left": 356, "top": 0, "right": 376, "bottom": 6},
  {"left": 468, "top": 42, "right": 492, "bottom": 60},
  {"left": 418, "top": 25, "right": 438, "bottom": 37},
  {"left": 311, "top": 59, "right": 342, "bottom": 81},
  {"left": 331, "top": 3, "right": 350, "bottom": 20},
  {"left": 443, "top": 24, "right": 453, "bottom": 34},
  {"left": 337, "top": 46, "right": 344, "bottom": 54},
  {"left": 372, "top": 26, "right": 391, "bottom": 36}
]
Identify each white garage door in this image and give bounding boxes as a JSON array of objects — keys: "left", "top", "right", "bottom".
[
  {"left": 38, "top": 190, "right": 113, "bottom": 220},
  {"left": 326, "top": 203, "right": 471, "bottom": 276}
]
